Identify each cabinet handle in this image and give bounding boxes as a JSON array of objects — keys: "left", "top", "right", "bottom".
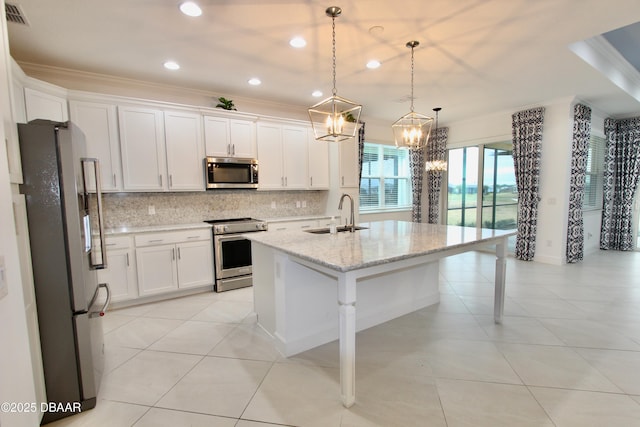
[
  {"left": 301, "top": 225, "right": 311, "bottom": 229},
  {"left": 149, "top": 239, "right": 163, "bottom": 243},
  {"left": 310, "top": 176, "right": 313, "bottom": 187},
  {"left": 169, "top": 174, "right": 173, "bottom": 188},
  {"left": 285, "top": 176, "right": 288, "bottom": 187},
  {"left": 232, "top": 144, "right": 235, "bottom": 156},
  {"left": 342, "top": 176, "right": 344, "bottom": 186},
  {"left": 126, "top": 253, "right": 130, "bottom": 267},
  {"left": 187, "top": 236, "right": 200, "bottom": 239},
  {"left": 159, "top": 175, "right": 163, "bottom": 186},
  {"left": 227, "top": 144, "right": 231, "bottom": 155},
  {"left": 172, "top": 248, "right": 175, "bottom": 261},
  {"left": 281, "top": 177, "right": 284, "bottom": 186},
  {"left": 177, "top": 247, "right": 181, "bottom": 260},
  {"left": 106, "top": 243, "right": 116, "bottom": 247},
  {"left": 113, "top": 173, "right": 117, "bottom": 187}
]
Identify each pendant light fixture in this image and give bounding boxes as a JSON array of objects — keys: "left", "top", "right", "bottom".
[
  {"left": 425, "top": 107, "right": 448, "bottom": 171},
  {"left": 308, "top": 6, "right": 362, "bottom": 142},
  {"left": 392, "top": 41, "right": 433, "bottom": 150}
]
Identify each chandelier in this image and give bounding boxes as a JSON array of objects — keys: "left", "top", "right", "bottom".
[
  {"left": 392, "top": 41, "right": 433, "bottom": 150},
  {"left": 425, "top": 107, "right": 447, "bottom": 171},
  {"left": 308, "top": 6, "right": 362, "bottom": 142}
]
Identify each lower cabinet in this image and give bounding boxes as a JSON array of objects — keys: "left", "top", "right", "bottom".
[
  {"left": 135, "top": 229, "right": 213, "bottom": 297},
  {"left": 98, "top": 228, "right": 214, "bottom": 304},
  {"left": 97, "top": 236, "right": 137, "bottom": 303}
]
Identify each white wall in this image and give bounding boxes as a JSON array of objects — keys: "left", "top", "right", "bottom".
[{"left": 0, "top": 2, "right": 39, "bottom": 425}]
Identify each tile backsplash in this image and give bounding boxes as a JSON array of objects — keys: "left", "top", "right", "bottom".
[{"left": 103, "top": 190, "right": 328, "bottom": 228}]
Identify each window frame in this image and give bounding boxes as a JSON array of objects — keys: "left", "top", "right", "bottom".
[{"left": 582, "top": 134, "right": 605, "bottom": 212}]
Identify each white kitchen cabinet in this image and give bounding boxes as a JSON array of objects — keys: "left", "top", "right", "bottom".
[
  {"left": 69, "top": 100, "right": 122, "bottom": 191},
  {"left": 97, "top": 236, "right": 137, "bottom": 302},
  {"left": 204, "top": 115, "right": 256, "bottom": 158},
  {"left": 164, "top": 110, "right": 205, "bottom": 191},
  {"left": 118, "top": 105, "right": 167, "bottom": 191},
  {"left": 135, "top": 229, "right": 213, "bottom": 297},
  {"left": 307, "top": 129, "right": 330, "bottom": 189},
  {"left": 339, "top": 137, "right": 360, "bottom": 187},
  {"left": 256, "top": 121, "right": 308, "bottom": 190},
  {"left": 24, "top": 87, "right": 68, "bottom": 122}
]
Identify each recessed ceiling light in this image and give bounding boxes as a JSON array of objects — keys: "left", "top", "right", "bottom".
[
  {"left": 290, "top": 37, "right": 307, "bottom": 48},
  {"left": 164, "top": 61, "right": 180, "bottom": 70},
  {"left": 248, "top": 78, "right": 262, "bottom": 86},
  {"left": 312, "top": 90, "right": 323, "bottom": 97},
  {"left": 179, "top": 1, "right": 202, "bottom": 17},
  {"left": 366, "top": 59, "right": 381, "bottom": 69}
]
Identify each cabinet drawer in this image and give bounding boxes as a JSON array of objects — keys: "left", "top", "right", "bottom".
[
  {"left": 104, "top": 235, "right": 133, "bottom": 250},
  {"left": 134, "top": 228, "right": 211, "bottom": 247}
]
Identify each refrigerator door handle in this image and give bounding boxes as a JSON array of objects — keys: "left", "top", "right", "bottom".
[
  {"left": 89, "top": 283, "right": 111, "bottom": 318},
  {"left": 82, "top": 158, "right": 107, "bottom": 269}
]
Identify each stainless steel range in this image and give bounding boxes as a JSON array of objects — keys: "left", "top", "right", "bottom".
[{"left": 205, "top": 218, "right": 268, "bottom": 292}]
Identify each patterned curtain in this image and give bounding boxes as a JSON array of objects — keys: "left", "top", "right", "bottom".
[
  {"left": 357, "top": 122, "right": 365, "bottom": 188},
  {"left": 425, "top": 126, "right": 449, "bottom": 224},
  {"left": 409, "top": 146, "right": 425, "bottom": 222},
  {"left": 512, "top": 107, "right": 545, "bottom": 261},
  {"left": 566, "top": 104, "right": 592, "bottom": 263},
  {"left": 600, "top": 117, "right": 640, "bottom": 250}
]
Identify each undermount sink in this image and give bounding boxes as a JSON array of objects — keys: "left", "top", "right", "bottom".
[{"left": 305, "top": 225, "right": 368, "bottom": 234}]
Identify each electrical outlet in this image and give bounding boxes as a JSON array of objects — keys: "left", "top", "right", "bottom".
[
  {"left": 302, "top": 200, "right": 307, "bottom": 208},
  {"left": 0, "top": 256, "right": 7, "bottom": 299},
  {"left": 296, "top": 201, "right": 301, "bottom": 208},
  {"left": 148, "top": 205, "right": 156, "bottom": 215},
  {"left": 271, "top": 201, "right": 276, "bottom": 209}
]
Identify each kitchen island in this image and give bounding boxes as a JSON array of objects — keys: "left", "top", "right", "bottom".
[{"left": 246, "top": 220, "right": 516, "bottom": 407}]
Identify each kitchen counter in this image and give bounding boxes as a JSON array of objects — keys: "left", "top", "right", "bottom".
[
  {"left": 246, "top": 220, "right": 516, "bottom": 408},
  {"left": 105, "top": 222, "right": 212, "bottom": 235},
  {"left": 246, "top": 220, "right": 514, "bottom": 272}
]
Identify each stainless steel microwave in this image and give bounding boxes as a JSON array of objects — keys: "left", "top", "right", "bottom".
[{"left": 205, "top": 157, "right": 259, "bottom": 189}]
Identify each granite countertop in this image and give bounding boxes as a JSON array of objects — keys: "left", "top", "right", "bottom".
[
  {"left": 245, "top": 220, "right": 516, "bottom": 273},
  {"left": 105, "top": 222, "right": 212, "bottom": 235}
]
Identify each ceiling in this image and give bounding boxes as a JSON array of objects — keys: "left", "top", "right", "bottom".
[{"left": 6, "top": 0, "right": 640, "bottom": 125}]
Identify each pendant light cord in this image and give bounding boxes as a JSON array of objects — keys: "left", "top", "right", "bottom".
[
  {"left": 332, "top": 15, "right": 337, "bottom": 97},
  {"left": 410, "top": 44, "right": 415, "bottom": 113}
]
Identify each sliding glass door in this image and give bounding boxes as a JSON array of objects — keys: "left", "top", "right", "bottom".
[{"left": 446, "top": 142, "right": 517, "bottom": 230}]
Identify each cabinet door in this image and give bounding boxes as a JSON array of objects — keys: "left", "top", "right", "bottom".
[
  {"left": 118, "top": 106, "right": 166, "bottom": 191},
  {"left": 165, "top": 110, "right": 205, "bottom": 191},
  {"left": 307, "top": 130, "right": 330, "bottom": 189},
  {"left": 69, "top": 101, "right": 122, "bottom": 191},
  {"left": 339, "top": 137, "right": 360, "bottom": 187},
  {"left": 136, "top": 244, "right": 178, "bottom": 296},
  {"left": 97, "top": 248, "right": 137, "bottom": 302},
  {"left": 24, "top": 87, "right": 68, "bottom": 122},
  {"left": 229, "top": 119, "right": 256, "bottom": 158},
  {"left": 257, "top": 122, "right": 284, "bottom": 189},
  {"left": 203, "top": 116, "right": 230, "bottom": 157},
  {"left": 177, "top": 240, "right": 214, "bottom": 289},
  {"left": 282, "top": 125, "right": 308, "bottom": 189}
]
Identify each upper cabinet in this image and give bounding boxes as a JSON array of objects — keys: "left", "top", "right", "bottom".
[
  {"left": 119, "top": 105, "right": 205, "bottom": 192},
  {"left": 118, "top": 105, "right": 167, "bottom": 191},
  {"left": 256, "top": 121, "right": 308, "bottom": 190},
  {"left": 164, "top": 110, "right": 205, "bottom": 191},
  {"left": 69, "top": 100, "right": 122, "bottom": 191},
  {"left": 24, "top": 87, "right": 69, "bottom": 123},
  {"left": 307, "top": 129, "right": 330, "bottom": 190},
  {"left": 339, "top": 137, "right": 360, "bottom": 187},
  {"left": 203, "top": 115, "right": 256, "bottom": 158}
]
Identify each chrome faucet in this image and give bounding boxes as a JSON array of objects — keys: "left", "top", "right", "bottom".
[{"left": 338, "top": 193, "right": 355, "bottom": 232}]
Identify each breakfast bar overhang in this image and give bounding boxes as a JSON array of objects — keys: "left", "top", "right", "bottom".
[{"left": 246, "top": 220, "right": 516, "bottom": 408}]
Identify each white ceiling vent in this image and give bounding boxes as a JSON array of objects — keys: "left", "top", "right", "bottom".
[{"left": 5, "top": 3, "right": 29, "bottom": 26}]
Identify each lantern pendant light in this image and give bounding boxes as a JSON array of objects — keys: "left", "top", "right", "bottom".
[
  {"left": 425, "top": 107, "right": 448, "bottom": 171},
  {"left": 392, "top": 41, "right": 434, "bottom": 150},
  {"left": 308, "top": 6, "right": 362, "bottom": 142}
]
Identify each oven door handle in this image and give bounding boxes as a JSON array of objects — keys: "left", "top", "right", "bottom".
[{"left": 215, "top": 234, "right": 251, "bottom": 243}]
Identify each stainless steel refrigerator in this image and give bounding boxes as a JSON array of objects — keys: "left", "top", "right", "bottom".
[{"left": 19, "top": 120, "right": 111, "bottom": 425}]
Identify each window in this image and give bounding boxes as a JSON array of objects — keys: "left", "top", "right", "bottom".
[
  {"left": 446, "top": 147, "right": 479, "bottom": 227},
  {"left": 359, "top": 143, "right": 411, "bottom": 211},
  {"left": 583, "top": 134, "right": 605, "bottom": 211}
]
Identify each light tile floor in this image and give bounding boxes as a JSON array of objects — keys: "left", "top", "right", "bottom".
[{"left": 49, "top": 249, "right": 640, "bottom": 426}]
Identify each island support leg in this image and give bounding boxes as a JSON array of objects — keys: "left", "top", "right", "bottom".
[
  {"left": 338, "top": 272, "right": 356, "bottom": 408},
  {"left": 494, "top": 239, "right": 507, "bottom": 324}
]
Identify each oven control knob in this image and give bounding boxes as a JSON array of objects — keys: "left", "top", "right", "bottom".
[{"left": 223, "top": 225, "right": 229, "bottom": 232}]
